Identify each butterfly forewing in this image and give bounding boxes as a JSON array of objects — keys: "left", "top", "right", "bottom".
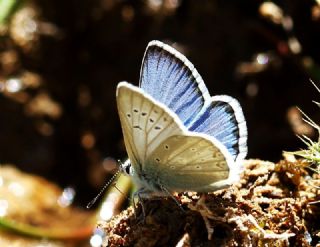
[
  {"left": 117, "top": 82, "right": 185, "bottom": 170},
  {"left": 140, "top": 41, "right": 210, "bottom": 125}
]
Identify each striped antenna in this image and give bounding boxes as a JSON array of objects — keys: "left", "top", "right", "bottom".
[{"left": 86, "top": 170, "right": 120, "bottom": 209}]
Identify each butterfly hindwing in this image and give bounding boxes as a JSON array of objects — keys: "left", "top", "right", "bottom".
[
  {"left": 140, "top": 40, "right": 210, "bottom": 125},
  {"left": 145, "top": 134, "right": 235, "bottom": 192},
  {"left": 188, "top": 95, "right": 248, "bottom": 162}
]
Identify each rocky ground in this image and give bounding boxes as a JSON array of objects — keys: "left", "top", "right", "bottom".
[{"left": 98, "top": 158, "right": 320, "bottom": 247}]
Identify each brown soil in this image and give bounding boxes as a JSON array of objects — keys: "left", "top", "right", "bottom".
[{"left": 98, "top": 159, "right": 320, "bottom": 247}]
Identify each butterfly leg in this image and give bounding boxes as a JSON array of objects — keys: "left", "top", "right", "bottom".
[
  {"left": 133, "top": 186, "right": 168, "bottom": 221},
  {"left": 132, "top": 187, "right": 152, "bottom": 221},
  {"left": 159, "top": 185, "right": 185, "bottom": 212},
  {"left": 131, "top": 192, "right": 139, "bottom": 219}
]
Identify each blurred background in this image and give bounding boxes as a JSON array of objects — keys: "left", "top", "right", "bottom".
[{"left": 1, "top": 0, "right": 320, "bottom": 206}]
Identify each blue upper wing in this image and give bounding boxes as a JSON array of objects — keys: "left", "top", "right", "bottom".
[
  {"left": 139, "top": 40, "right": 247, "bottom": 162},
  {"left": 140, "top": 40, "right": 210, "bottom": 125},
  {"left": 188, "top": 95, "right": 247, "bottom": 162}
]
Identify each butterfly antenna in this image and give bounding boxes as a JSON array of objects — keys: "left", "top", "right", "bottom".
[{"left": 86, "top": 170, "right": 120, "bottom": 209}]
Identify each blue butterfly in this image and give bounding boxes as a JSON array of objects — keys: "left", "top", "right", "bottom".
[{"left": 117, "top": 40, "right": 247, "bottom": 199}]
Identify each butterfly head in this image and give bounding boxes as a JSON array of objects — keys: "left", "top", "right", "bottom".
[{"left": 119, "top": 159, "right": 133, "bottom": 176}]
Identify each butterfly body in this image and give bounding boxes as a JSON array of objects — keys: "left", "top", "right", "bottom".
[{"left": 116, "top": 40, "right": 247, "bottom": 197}]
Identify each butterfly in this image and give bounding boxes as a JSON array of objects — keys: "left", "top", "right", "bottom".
[{"left": 116, "top": 40, "right": 247, "bottom": 199}]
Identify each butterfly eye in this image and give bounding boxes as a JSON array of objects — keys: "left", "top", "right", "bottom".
[
  {"left": 120, "top": 160, "right": 132, "bottom": 175},
  {"left": 125, "top": 164, "right": 131, "bottom": 174}
]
